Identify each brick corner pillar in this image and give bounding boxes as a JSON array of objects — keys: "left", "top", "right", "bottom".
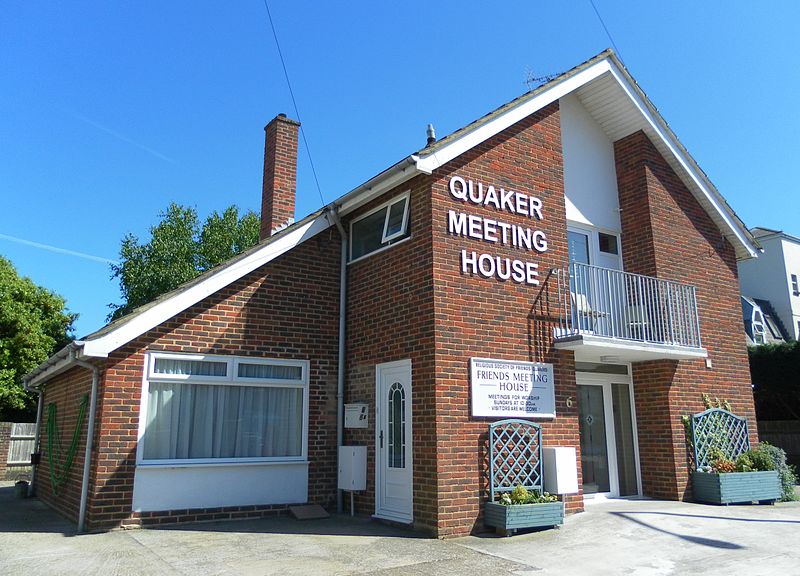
[
  {"left": 613, "top": 130, "right": 683, "bottom": 500},
  {"left": 260, "top": 113, "right": 300, "bottom": 241},
  {"left": 0, "top": 422, "right": 11, "bottom": 479}
]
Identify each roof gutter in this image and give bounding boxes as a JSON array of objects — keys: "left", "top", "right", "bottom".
[
  {"left": 334, "top": 155, "right": 419, "bottom": 216},
  {"left": 23, "top": 341, "right": 85, "bottom": 391}
]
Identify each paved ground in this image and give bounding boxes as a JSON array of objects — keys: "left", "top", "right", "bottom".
[{"left": 1, "top": 482, "right": 799, "bottom": 576}]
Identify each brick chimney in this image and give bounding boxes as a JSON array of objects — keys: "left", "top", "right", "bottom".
[{"left": 260, "top": 113, "right": 300, "bottom": 240}]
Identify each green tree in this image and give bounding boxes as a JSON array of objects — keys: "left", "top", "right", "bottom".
[
  {"left": 0, "top": 256, "right": 75, "bottom": 420},
  {"left": 109, "top": 203, "right": 260, "bottom": 321}
]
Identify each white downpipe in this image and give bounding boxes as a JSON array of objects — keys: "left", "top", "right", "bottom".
[
  {"left": 75, "top": 358, "right": 100, "bottom": 533},
  {"left": 328, "top": 208, "right": 348, "bottom": 514}
]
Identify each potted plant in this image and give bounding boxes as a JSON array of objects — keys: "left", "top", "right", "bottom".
[
  {"left": 692, "top": 445, "right": 782, "bottom": 505},
  {"left": 484, "top": 484, "right": 563, "bottom": 536},
  {"left": 684, "top": 402, "right": 783, "bottom": 506}
]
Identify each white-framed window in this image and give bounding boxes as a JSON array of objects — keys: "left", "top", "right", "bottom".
[
  {"left": 791, "top": 274, "right": 799, "bottom": 296},
  {"left": 139, "top": 352, "right": 309, "bottom": 466},
  {"left": 349, "top": 192, "right": 411, "bottom": 262},
  {"left": 752, "top": 312, "right": 765, "bottom": 344}
]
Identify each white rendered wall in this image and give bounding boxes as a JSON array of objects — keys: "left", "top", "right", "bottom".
[
  {"left": 739, "top": 235, "right": 800, "bottom": 339},
  {"left": 560, "top": 93, "right": 622, "bottom": 234},
  {"left": 781, "top": 238, "right": 800, "bottom": 338},
  {"left": 132, "top": 462, "right": 309, "bottom": 512}
]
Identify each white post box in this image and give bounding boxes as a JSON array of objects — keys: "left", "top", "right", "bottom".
[{"left": 542, "top": 446, "right": 579, "bottom": 494}]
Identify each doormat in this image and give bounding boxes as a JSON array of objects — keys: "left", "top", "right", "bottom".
[{"left": 289, "top": 504, "right": 330, "bottom": 520}]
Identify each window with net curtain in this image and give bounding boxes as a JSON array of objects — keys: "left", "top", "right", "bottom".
[{"left": 142, "top": 354, "right": 307, "bottom": 462}]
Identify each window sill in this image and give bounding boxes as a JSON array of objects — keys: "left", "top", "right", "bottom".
[{"left": 136, "top": 459, "right": 309, "bottom": 469}]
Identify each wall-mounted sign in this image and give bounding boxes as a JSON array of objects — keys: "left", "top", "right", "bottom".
[
  {"left": 447, "top": 176, "right": 548, "bottom": 286},
  {"left": 471, "top": 358, "right": 556, "bottom": 418}
]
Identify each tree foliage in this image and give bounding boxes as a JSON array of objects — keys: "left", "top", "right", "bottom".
[
  {"left": 109, "top": 203, "right": 260, "bottom": 321},
  {"left": 0, "top": 256, "right": 75, "bottom": 420},
  {"left": 749, "top": 341, "right": 800, "bottom": 420}
]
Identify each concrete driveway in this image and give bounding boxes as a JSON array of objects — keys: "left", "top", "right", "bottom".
[{"left": 1, "top": 482, "right": 798, "bottom": 575}]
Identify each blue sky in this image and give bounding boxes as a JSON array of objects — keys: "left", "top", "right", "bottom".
[{"left": 1, "top": 1, "right": 798, "bottom": 338}]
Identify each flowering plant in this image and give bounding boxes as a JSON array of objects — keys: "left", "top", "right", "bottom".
[{"left": 497, "top": 485, "right": 558, "bottom": 505}]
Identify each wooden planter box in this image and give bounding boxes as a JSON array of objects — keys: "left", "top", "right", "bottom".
[
  {"left": 484, "top": 501, "right": 563, "bottom": 536},
  {"left": 693, "top": 470, "right": 781, "bottom": 505}
]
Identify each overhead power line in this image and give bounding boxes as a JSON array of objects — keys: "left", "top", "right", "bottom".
[
  {"left": 261, "top": 0, "right": 326, "bottom": 205},
  {"left": 589, "top": 0, "right": 625, "bottom": 65}
]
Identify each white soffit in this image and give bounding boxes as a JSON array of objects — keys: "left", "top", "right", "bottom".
[
  {"left": 413, "top": 54, "right": 756, "bottom": 260},
  {"left": 81, "top": 214, "right": 332, "bottom": 358},
  {"left": 414, "top": 59, "right": 614, "bottom": 174},
  {"left": 575, "top": 63, "right": 757, "bottom": 260}
]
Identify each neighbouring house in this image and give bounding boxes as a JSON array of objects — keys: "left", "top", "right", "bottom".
[
  {"left": 739, "top": 227, "right": 800, "bottom": 342},
  {"left": 23, "top": 50, "right": 762, "bottom": 538},
  {"left": 741, "top": 295, "right": 789, "bottom": 346}
]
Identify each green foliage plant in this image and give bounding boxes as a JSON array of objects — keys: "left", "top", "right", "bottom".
[
  {"left": 0, "top": 256, "right": 75, "bottom": 420},
  {"left": 497, "top": 485, "right": 558, "bottom": 505},
  {"left": 754, "top": 442, "right": 798, "bottom": 501},
  {"left": 108, "top": 203, "right": 260, "bottom": 321}
]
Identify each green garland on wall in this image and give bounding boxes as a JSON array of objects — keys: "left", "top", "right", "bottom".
[{"left": 46, "top": 394, "right": 89, "bottom": 495}]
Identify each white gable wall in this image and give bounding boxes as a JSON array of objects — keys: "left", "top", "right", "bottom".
[
  {"left": 560, "top": 93, "right": 621, "bottom": 233},
  {"left": 560, "top": 93, "right": 622, "bottom": 270}
]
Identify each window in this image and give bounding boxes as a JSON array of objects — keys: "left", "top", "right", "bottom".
[
  {"left": 140, "top": 353, "right": 308, "bottom": 465},
  {"left": 791, "top": 274, "right": 799, "bottom": 296},
  {"left": 598, "top": 232, "right": 619, "bottom": 255},
  {"left": 568, "top": 230, "right": 590, "bottom": 264},
  {"left": 349, "top": 193, "right": 410, "bottom": 261},
  {"left": 752, "top": 310, "right": 765, "bottom": 344}
]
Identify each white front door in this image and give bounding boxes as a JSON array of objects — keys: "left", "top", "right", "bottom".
[
  {"left": 577, "top": 372, "right": 641, "bottom": 499},
  {"left": 375, "top": 359, "right": 413, "bottom": 523}
]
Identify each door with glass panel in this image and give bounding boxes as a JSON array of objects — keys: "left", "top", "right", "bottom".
[
  {"left": 567, "top": 229, "right": 594, "bottom": 332},
  {"left": 577, "top": 373, "right": 640, "bottom": 498},
  {"left": 375, "top": 359, "right": 413, "bottom": 522}
]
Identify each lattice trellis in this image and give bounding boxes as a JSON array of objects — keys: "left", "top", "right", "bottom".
[
  {"left": 691, "top": 408, "right": 750, "bottom": 470},
  {"left": 488, "top": 419, "right": 543, "bottom": 502}
]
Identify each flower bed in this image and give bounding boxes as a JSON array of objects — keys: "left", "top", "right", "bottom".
[
  {"left": 484, "top": 500, "right": 563, "bottom": 536},
  {"left": 484, "top": 485, "right": 563, "bottom": 536},
  {"left": 693, "top": 470, "right": 781, "bottom": 505}
]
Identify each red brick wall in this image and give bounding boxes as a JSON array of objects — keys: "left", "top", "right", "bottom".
[
  {"left": 342, "top": 174, "right": 438, "bottom": 534},
  {"left": 86, "top": 229, "right": 341, "bottom": 530},
  {"left": 430, "top": 102, "right": 583, "bottom": 537},
  {"left": 260, "top": 114, "right": 300, "bottom": 240},
  {"left": 0, "top": 422, "right": 10, "bottom": 479},
  {"left": 614, "top": 130, "right": 756, "bottom": 500},
  {"left": 34, "top": 367, "right": 94, "bottom": 523}
]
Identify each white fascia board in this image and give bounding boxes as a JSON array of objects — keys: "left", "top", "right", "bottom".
[
  {"left": 82, "top": 214, "right": 332, "bottom": 358},
  {"left": 605, "top": 63, "right": 758, "bottom": 259},
  {"left": 414, "top": 60, "right": 613, "bottom": 175},
  {"left": 24, "top": 343, "right": 80, "bottom": 390}
]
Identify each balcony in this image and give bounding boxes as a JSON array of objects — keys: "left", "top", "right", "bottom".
[{"left": 553, "top": 262, "right": 707, "bottom": 362}]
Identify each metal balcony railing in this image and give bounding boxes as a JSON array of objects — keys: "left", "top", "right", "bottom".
[{"left": 555, "top": 262, "right": 702, "bottom": 349}]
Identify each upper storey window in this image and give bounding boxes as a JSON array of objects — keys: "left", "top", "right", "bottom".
[{"left": 349, "top": 192, "right": 410, "bottom": 261}]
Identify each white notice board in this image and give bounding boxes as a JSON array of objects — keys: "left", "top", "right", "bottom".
[{"left": 470, "top": 358, "right": 555, "bottom": 418}]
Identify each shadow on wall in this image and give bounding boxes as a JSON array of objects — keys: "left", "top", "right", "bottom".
[{"left": 527, "top": 268, "right": 560, "bottom": 364}]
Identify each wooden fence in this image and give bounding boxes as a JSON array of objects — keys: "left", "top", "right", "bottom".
[
  {"left": 1, "top": 422, "right": 35, "bottom": 480},
  {"left": 758, "top": 420, "right": 800, "bottom": 468}
]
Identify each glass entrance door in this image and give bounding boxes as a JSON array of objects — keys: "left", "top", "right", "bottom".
[
  {"left": 578, "top": 384, "right": 610, "bottom": 494},
  {"left": 577, "top": 374, "right": 641, "bottom": 498}
]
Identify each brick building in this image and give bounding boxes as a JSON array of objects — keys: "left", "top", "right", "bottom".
[{"left": 24, "top": 50, "right": 760, "bottom": 537}]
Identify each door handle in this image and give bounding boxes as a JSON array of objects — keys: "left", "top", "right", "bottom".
[{"left": 379, "top": 430, "right": 384, "bottom": 448}]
